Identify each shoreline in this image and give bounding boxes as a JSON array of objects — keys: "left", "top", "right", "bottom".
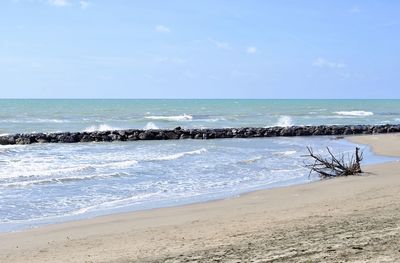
[
  {"left": 0, "top": 134, "right": 389, "bottom": 234},
  {"left": 0, "top": 134, "right": 399, "bottom": 262}
]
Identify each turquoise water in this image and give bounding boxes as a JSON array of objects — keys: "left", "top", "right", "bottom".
[
  {"left": 0, "top": 99, "right": 398, "bottom": 232},
  {"left": 1, "top": 99, "right": 400, "bottom": 134}
]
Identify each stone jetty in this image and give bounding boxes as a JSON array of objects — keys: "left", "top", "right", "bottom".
[{"left": 1, "top": 124, "right": 400, "bottom": 145}]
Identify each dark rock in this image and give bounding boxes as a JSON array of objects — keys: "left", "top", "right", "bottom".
[
  {"left": 165, "top": 132, "right": 179, "bottom": 140},
  {"left": 138, "top": 131, "right": 156, "bottom": 140},
  {"left": 280, "top": 127, "right": 295, "bottom": 136},
  {"left": 108, "top": 134, "right": 119, "bottom": 141},
  {"left": 80, "top": 134, "right": 92, "bottom": 142},
  {"left": 180, "top": 134, "right": 191, "bottom": 139},
  {"left": 16, "top": 137, "right": 31, "bottom": 145},
  {"left": 313, "top": 128, "right": 325, "bottom": 136},
  {"left": 344, "top": 128, "right": 353, "bottom": 135},
  {"left": 0, "top": 136, "right": 15, "bottom": 145},
  {"left": 296, "top": 128, "right": 312, "bottom": 136},
  {"left": 127, "top": 134, "right": 138, "bottom": 141},
  {"left": 1, "top": 124, "right": 400, "bottom": 145}
]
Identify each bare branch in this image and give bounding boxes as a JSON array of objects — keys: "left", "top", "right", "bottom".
[{"left": 304, "top": 147, "right": 363, "bottom": 179}]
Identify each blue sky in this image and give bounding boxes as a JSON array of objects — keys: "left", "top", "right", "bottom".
[{"left": 1, "top": 0, "right": 399, "bottom": 98}]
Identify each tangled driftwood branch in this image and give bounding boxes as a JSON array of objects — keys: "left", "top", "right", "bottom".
[{"left": 304, "top": 147, "right": 363, "bottom": 178}]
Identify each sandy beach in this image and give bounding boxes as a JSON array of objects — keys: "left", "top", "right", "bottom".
[{"left": 0, "top": 134, "right": 399, "bottom": 262}]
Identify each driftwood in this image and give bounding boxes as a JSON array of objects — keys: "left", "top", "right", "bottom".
[{"left": 304, "top": 147, "right": 363, "bottom": 178}]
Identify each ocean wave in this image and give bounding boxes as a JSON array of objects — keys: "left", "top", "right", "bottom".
[
  {"left": 270, "top": 167, "right": 305, "bottom": 173},
  {"left": 238, "top": 156, "right": 263, "bottom": 164},
  {"left": 145, "top": 114, "right": 193, "bottom": 121},
  {"left": 0, "top": 159, "right": 138, "bottom": 180},
  {"left": 0, "top": 145, "right": 22, "bottom": 154},
  {"left": 1, "top": 172, "right": 129, "bottom": 188},
  {"left": 83, "top": 124, "right": 121, "bottom": 132},
  {"left": 273, "top": 150, "right": 297, "bottom": 156},
  {"left": 0, "top": 144, "right": 25, "bottom": 152},
  {"left": 143, "top": 122, "right": 159, "bottom": 130},
  {"left": 71, "top": 192, "right": 162, "bottom": 215},
  {"left": 0, "top": 118, "right": 70, "bottom": 124},
  {"left": 94, "top": 159, "right": 138, "bottom": 169},
  {"left": 275, "top": 116, "right": 293, "bottom": 127},
  {"left": 199, "top": 117, "right": 226, "bottom": 123},
  {"left": 334, "top": 111, "right": 374, "bottom": 117},
  {"left": 151, "top": 148, "right": 207, "bottom": 161},
  {"left": 0, "top": 165, "right": 96, "bottom": 179}
]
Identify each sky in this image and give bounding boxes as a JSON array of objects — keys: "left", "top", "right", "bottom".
[{"left": 0, "top": 0, "right": 399, "bottom": 99}]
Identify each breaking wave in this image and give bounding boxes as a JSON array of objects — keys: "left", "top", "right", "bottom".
[
  {"left": 83, "top": 124, "right": 121, "bottom": 132},
  {"left": 143, "top": 122, "right": 159, "bottom": 130},
  {"left": 273, "top": 150, "right": 297, "bottom": 156},
  {"left": 151, "top": 148, "right": 207, "bottom": 161},
  {"left": 275, "top": 116, "right": 293, "bottom": 127},
  {"left": 1, "top": 172, "right": 129, "bottom": 188},
  {"left": 334, "top": 111, "right": 374, "bottom": 117},
  {"left": 238, "top": 156, "right": 263, "bottom": 164},
  {"left": 145, "top": 114, "right": 193, "bottom": 121}
]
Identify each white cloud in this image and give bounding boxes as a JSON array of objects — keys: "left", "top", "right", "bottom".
[
  {"left": 48, "top": 0, "right": 69, "bottom": 7},
  {"left": 13, "top": 0, "right": 90, "bottom": 8},
  {"left": 349, "top": 5, "right": 361, "bottom": 13},
  {"left": 79, "top": 0, "right": 89, "bottom": 9},
  {"left": 208, "top": 38, "right": 231, "bottom": 50},
  {"left": 312, "top": 57, "right": 347, "bottom": 69},
  {"left": 155, "top": 25, "right": 170, "bottom": 33},
  {"left": 246, "top": 46, "right": 257, "bottom": 54}
]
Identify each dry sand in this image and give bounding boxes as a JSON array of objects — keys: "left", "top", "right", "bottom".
[{"left": 1, "top": 134, "right": 400, "bottom": 262}]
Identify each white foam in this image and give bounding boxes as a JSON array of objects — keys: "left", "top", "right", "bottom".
[
  {"left": 0, "top": 133, "right": 9, "bottom": 136},
  {"left": 94, "top": 160, "right": 138, "bottom": 169},
  {"left": 334, "top": 111, "right": 373, "bottom": 117},
  {"left": 275, "top": 116, "right": 293, "bottom": 127},
  {"left": 1, "top": 158, "right": 139, "bottom": 179},
  {"left": 143, "top": 122, "right": 159, "bottom": 130},
  {"left": 273, "top": 150, "right": 297, "bottom": 156},
  {"left": 202, "top": 117, "right": 226, "bottom": 123},
  {"left": 71, "top": 192, "right": 162, "bottom": 215},
  {"left": 0, "top": 144, "right": 24, "bottom": 153},
  {"left": 2, "top": 135, "right": 384, "bottom": 231},
  {"left": 145, "top": 114, "right": 193, "bottom": 121},
  {"left": 83, "top": 124, "right": 121, "bottom": 132},
  {"left": 1, "top": 172, "right": 129, "bottom": 188},
  {"left": 238, "top": 156, "right": 263, "bottom": 164},
  {"left": 38, "top": 119, "right": 69, "bottom": 123},
  {"left": 152, "top": 148, "right": 207, "bottom": 161},
  {"left": 0, "top": 163, "right": 94, "bottom": 179}
]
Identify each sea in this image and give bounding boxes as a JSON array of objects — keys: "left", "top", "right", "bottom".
[{"left": 0, "top": 99, "right": 398, "bottom": 232}]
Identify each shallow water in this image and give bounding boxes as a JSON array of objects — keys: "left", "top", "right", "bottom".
[
  {"left": 0, "top": 99, "right": 398, "bottom": 232},
  {"left": 0, "top": 136, "right": 394, "bottom": 232}
]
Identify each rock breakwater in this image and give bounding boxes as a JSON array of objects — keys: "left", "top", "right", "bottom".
[{"left": 1, "top": 124, "right": 400, "bottom": 145}]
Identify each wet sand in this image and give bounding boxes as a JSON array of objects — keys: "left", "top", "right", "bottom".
[{"left": 0, "top": 134, "right": 399, "bottom": 262}]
